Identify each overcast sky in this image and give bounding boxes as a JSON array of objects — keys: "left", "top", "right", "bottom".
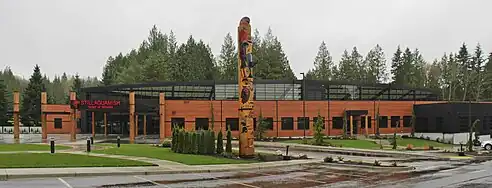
[{"left": 1, "top": 0, "right": 491, "bottom": 79}]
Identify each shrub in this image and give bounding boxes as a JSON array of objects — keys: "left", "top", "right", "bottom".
[
  {"left": 313, "top": 112, "right": 325, "bottom": 145},
  {"left": 216, "top": 131, "right": 224, "bottom": 154},
  {"left": 392, "top": 132, "right": 397, "bottom": 150},
  {"left": 374, "top": 160, "right": 381, "bottom": 166},
  {"left": 171, "top": 127, "right": 177, "bottom": 152},
  {"left": 436, "top": 137, "right": 440, "bottom": 143},
  {"left": 199, "top": 131, "right": 206, "bottom": 154},
  {"left": 425, "top": 136, "right": 430, "bottom": 140},
  {"left": 323, "top": 156, "right": 334, "bottom": 163},
  {"left": 391, "top": 161, "right": 397, "bottom": 167},
  {"left": 210, "top": 131, "right": 216, "bottom": 155},
  {"left": 187, "top": 132, "right": 193, "bottom": 154},
  {"left": 337, "top": 156, "right": 344, "bottom": 161},
  {"left": 226, "top": 126, "right": 232, "bottom": 153},
  {"left": 161, "top": 139, "right": 172, "bottom": 148},
  {"left": 419, "top": 135, "right": 424, "bottom": 139},
  {"left": 193, "top": 132, "right": 199, "bottom": 154},
  {"left": 177, "top": 130, "right": 185, "bottom": 153}
]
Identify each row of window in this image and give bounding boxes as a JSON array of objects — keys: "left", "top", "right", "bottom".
[{"left": 170, "top": 116, "right": 413, "bottom": 131}]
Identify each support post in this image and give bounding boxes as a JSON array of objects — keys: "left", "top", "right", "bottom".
[
  {"left": 135, "top": 114, "right": 139, "bottom": 137},
  {"left": 91, "top": 111, "right": 95, "bottom": 137},
  {"left": 41, "top": 92, "right": 47, "bottom": 140},
  {"left": 143, "top": 114, "right": 147, "bottom": 137},
  {"left": 350, "top": 115, "right": 353, "bottom": 137},
  {"left": 104, "top": 112, "right": 107, "bottom": 137},
  {"left": 129, "top": 91, "right": 135, "bottom": 144},
  {"left": 238, "top": 16, "right": 255, "bottom": 157},
  {"left": 70, "top": 92, "right": 77, "bottom": 141},
  {"left": 159, "top": 93, "right": 165, "bottom": 142},
  {"left": 13, "top": 91, "right": 20, "bottom": 141},
  {"left": 365, "top": 116, "right": 369, "bottom": 136}
]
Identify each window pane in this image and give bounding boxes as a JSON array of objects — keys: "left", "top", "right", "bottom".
[
  {"left": 379, "top": 116, "right": 388, "bottom": 128},
  {"left": 332, "top": 117, "right": 343, "bottom": 129},
  {"left": 54, "top": 118, "right": 62, "bottom": 129},
  {"left": 297, "top": 117, "right": 309, "bottom": 130},
  {"left": 195, "top": 118, "right": 209, "bottom": 130},
  {"left": 226, "top": 118, "right": 239, "bottom": 131},
  {"left": 171, "top": 118, "right": 185, "bottom": 130},
  {"left": 281, "top": 117, "right": 294, "bottom": 130},
  {"left": 403, "top": 116, "right": 412, "bottom": 127},
  {"left": 391, "top": 116, "right": 400, "bottom": 128}
]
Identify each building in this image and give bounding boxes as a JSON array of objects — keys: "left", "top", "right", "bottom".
[{"left": 41, "top": 80, "right": 441, "bottom": 138}]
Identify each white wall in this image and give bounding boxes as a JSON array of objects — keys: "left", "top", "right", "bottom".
[{"left": 415, "top": 132, "right": 492, "bottom": 145}]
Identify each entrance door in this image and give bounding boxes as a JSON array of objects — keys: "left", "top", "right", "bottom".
[{"left": 345, "top": 117, "right": 358, "bottom": 135}]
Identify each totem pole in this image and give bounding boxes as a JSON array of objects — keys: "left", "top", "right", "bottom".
[{"left": 238, "top": 16, "right": 255, "bottom": 157}]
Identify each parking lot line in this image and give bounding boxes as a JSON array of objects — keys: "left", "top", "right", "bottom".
[
  {"left": 133, "top": 176, "right": 169, "bottom": 187},
  {"left": 254, "top": 172, "right": 327, "bottom": 184},
  {"left": 57, "top": 178, "right": 73, "bottom": 188},
  {"left": 195, "top": 174, "right": 260, "bottom": 188}
]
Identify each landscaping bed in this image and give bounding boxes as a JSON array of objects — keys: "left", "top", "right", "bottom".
[
  {"left": 281, "top": 137, "right": 382, "bottom": 150},
  {"left": 323, "top": 156, "right": 406, "bottom": 168}
]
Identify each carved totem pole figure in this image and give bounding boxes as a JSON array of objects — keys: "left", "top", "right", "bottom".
[{"left": 238, "top": 16, "right": 255, "bottom": 157}]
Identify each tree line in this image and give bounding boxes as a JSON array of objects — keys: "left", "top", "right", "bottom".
[{"left": 0, "top": 66, "right": 99, "bottom": 126}]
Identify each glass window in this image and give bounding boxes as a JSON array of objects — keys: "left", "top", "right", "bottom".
[
  {"left": 281, "top": 117, "right": 294, "bottom": 130},
  {"left": 391, "top": 116, "right": 400, "bottom": 128},
  {"left": 195, "top": 118, "right": 209, "bottom": 130},
  {"left": 54, "top": 118, "right": 62, "bottom": 129},
  {"left": 361, "top": 116, "right": 371, "bottom": 128},
  {"left": 171, "top": 118, "right": 185, "bottom": 130},
  {"left": 226, "top": 118, "right": 239, "bottom": 131},
  {"left": 379, "top": 116, "right": 388, "bottom": 128},
  {"left": 332, "top": 117, "right": 344, "bottom": 129},
  {"left": 403, "top": 116, "right": 412, "bottom": 127},
  {"left": 297, "top": 117, "right": 309, "bottom": 130}
]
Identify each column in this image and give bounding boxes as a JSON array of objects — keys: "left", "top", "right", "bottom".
[
  {"left": 143, "top": 114, "right": 147, "bottom": 137},
  {"left": 70, "top": 92, "right": 77, "bottom": 141},
  {"left": 91, "top": 111, "right": 95, "bottom": 137},
  {"left": 365, "top": 116, "right": 369, "bottom": 136},
  {"left": 129, "top": 91, "right": 135, "bottom": 144},
  {"left": 104, "top": 113, "right": 107, "bottom": 137},
  {"left": 159, "top": 93, "right": 165, "bottom": 142},
  {"left": 135, "top": 114, "right": 139, "bottom": 137},
  {"left": 350, "top": 115, "right": 353, "bottom": 137},
  {"left": 13, "top": 91, "right": 20, "bottom": 141},
  {"left": 41, "top": 92, "right": 47, "bottom": 140}
]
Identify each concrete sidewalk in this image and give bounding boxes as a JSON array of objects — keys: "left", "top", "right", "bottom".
[{"left": 0, "top": 159, "right": 319, "bottom": 180}]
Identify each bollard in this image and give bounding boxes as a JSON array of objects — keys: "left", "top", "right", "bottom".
[
  {"left": 90, "top": 136, "right": 94, "bottom": 145},
  {"left": 460, "top": 143, "right": 463, "bottom": 152},
  {"left": 86, "top": 137, "right": 91, "bottom": 152},
  {"left": 50, "top": 137, "right": 55, "bottom": 154},
  {"left": 117, "top": 136, "right": 121, "bottom": 148},
  {"left": 286, "top": 145, "right": 290, "bottom": 156}
]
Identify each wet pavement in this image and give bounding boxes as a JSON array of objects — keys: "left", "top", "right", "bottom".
[{"left": 0, "top": 161, "right": 479, "bottom": 188}]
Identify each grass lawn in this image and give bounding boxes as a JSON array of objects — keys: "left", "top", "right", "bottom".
[
  {"left": 282, "top": 139, "right": 381, "bottom": 150},
  {"left": 93, "top": 144, "right": 257, "bottom": 165},
  {"left": 0, "top": 144, "right": 71, "bottom": 152},
  {"left": 393, "top": 138, "right": 453, "bottom": 148},
  {"left": 0, "top": 153, "right": 153, "bottom": 168}
]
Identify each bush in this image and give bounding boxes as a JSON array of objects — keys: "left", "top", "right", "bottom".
[
  {"left": 186, "top": 132, "right": 193, "bottom": 154},
  {"left": 216, "top": 131, "right": 224, "bottom": 154},
  {"left": 210, "top": 131, "right": 216, "bottom": 155},
  {"left": 161, "top": 139, "right": 172, "bottom": 148},
  {"left": 171, "top": 127, "right": 177, "bottom": 152},
  {"left": 436, "top": 137, "right": 440, "bottom": 143},
  {"left": 323, "top": 156, "right": 334, "bottom": 163},
  {"left": 226, "top": 126, "right": 232, "bottom": 153},
  {"left": 402, "top": 135, "right": 409, "bottom": 138},
  {"left": 193, "top": 132, "right": 199, "bottom": 154},
  {"left": 419, "top": 135, "right": 424, "bottom": 139},
  {"left": 199, "top": 131, "right": 206, "bottom": 154},
  {"left": 425, "top": 136, "right": 430, "bottom": 140},
  {"left": 177, "top": 130, "right": 185, "bottom": 153}
]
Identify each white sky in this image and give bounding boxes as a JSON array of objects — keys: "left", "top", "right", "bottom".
[{"left": 0, "top": 0, "right": 491, "bottom": 79}]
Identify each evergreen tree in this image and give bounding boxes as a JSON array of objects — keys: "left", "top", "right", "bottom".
[
  {"left": 391, "top": 46, "right": 404, "bottom": 84},
  {"left": 351, "top": 47, "right": 366, "bottom": 82},
  {"left": 216, "top": 130, "right": 224, "bottom": 154},
  {"left": 226, "top": 126, "right": 232, "bottom": 153},
  {"left": 425, "top": 60, "right": 441, "bottom": 91},
  {"left": 0, "top": 79, "right": 7, "bottom": 125},
  {"left": 68, "top": 74, "right": 82, "bottom": 102},
  {"left": 311, "top": 41, "right": 334, "bottom": 80},
  {"left": 470, "top": 43, "right": 485, "bottom": 101},
  {"left": 365, "top": 44, "right": 387, "bottom": 83},
  {"left": 21, "top": 65, "right": 45, "bottom": 126},
  {"left": 337, "top": 50, "right": 357, "bottom": 82},
  {"left": 313, "top": 111, "right": 324, "bottom": 145},
  {"left": 456, "top": 43, "right": 471, "bottom": 101},
  {"left": 254, "top": 109, "right": 268, "bottom": 140},
  {"left": 101, "top": 56, "right": 116, "bottom": 86},
  {"left": 411, "top": 49, "right": 427, "bottom": 87},
  {"left": 217, "top": 33, "right": 237, "bottom": 81},
  {"left": 483, "top": 53, "right": 492, "bottom": 100}
]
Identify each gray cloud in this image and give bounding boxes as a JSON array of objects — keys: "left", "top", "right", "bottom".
[{"left": 1, "top": 0, "right": 491, "bottom": 79}]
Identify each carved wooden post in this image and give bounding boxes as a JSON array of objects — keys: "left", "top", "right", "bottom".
[
  {"left": 70, "top": 91, "right": 76, "bottom": 141},
  {"left": 41, "top": 92, "right": 47, "bottom": 140},
  {"left": 159, "top": 93, "right": 165, "bottom": 142},
  {"left": 129, "top": 91, "right": 135, "bottom": 144},
  {"left": 13, "top": 91, "right": 20, "bottom": 140}
]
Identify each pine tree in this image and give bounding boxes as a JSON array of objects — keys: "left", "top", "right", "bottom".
[
  {"left": 21, "top": 65, "right": 45, "bottom": 126},
  {"left": 337, "top": 50, "right": 356, "bottom": 82},
  {"left": 365, "top": 44, "right": 387, "bottom": 83},
  {"left": 411, "top": 49, "right": 427, "bottom": 87},
  {"left": 351, "top": 47, "right": 366, "bottom": 82},
  {"left": 313, "top": 111, "right": 324, "bottom": 145},
  {"left": 483, "top": 53, "right": 492, "bottom": 100},
  {"left": 456, "top": 43, "right": 471, "bottom": 101},
  {"left": 216, "top": 130, "right": 224, "bottom": 154},
  {"left": 470, "top": 43, "right": 485, "bottom": 101},
  {"left": 0, "top": 79, "right": 7, "bottom": 125},
  {"left": 311, "top": 41, "right": 334, "bottom": 80},
  {"left": 391, "top": 46, "right": 404, "bottom": 84},
  {"left": 425, "top": 60, "right": 441, "bottom": 91},
  {"left": 254, "top": 109, "right": 267, "bottom": 140},
  {"left": 217, "top": 33, "right": 237, "bottom": 81},
  {"left": 226, "top": 126, "right": 232, "bottom": 153}
]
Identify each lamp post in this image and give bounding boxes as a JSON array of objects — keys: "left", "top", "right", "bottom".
[{"left": 300, "top": 73, "right": 306, "bottom": 138}]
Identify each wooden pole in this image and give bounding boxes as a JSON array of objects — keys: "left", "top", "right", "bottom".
[
  {"left": 70, "top": 92, "right": 76, "bottom": 141},
  {"left": 350, "top": 115, "right": 353, "bottom": 137},
  {"left": 91, "top": 111, "right": 95, "bottom": 137},
  {"left": 13, "top": 91, "right": 20, "bottom": 141},
  {"left": 143, "top": 114, "right": 147, "bottom": 137},
  {"left": 41, "top": 92, "right": 47, "bottom": 140},
  {"left": 129, "top": 91, "right": 135, "bottom": 144},
  {"left": 159, "top": 93, "right": 165, "bottom": 142},
  {"left": 365, "top": 116, "right": 369, "bottom": 136},
  {"left": 104, "top": 112, "right": 107, "bottom": 137}
]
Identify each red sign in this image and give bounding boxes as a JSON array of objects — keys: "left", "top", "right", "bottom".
[{"left": 71, "top": 100, "right": 122, "bottom": 110}]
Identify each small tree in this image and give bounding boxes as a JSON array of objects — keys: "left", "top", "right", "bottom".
[
  {"left": 226, "top": 125, "right": 232, "bottom": 153},
  {"left": 392, "top": 129, "right": 397, "bottom": 150},
  {"left": 342, "top": 110, "right": 348, "bottom": 138},
  {"left": 410, "top": 108, "right": 416, "bottom": 137},
  {"left": 254, "top": 109, "right": 268, "bottom": 140},
  {"left": 375, "top": 103, "right": 381, "bottom": 136},
  {"left": 191, "top": 132, "right": 197, "bottom": 154},
  {"left": 210, "top": 131, "right": 216, "bottom": 155},
  {"left": 216, "top": 130, "right": 224, "bottom": 154},
  {"left": 313, "top": 111, "right": 325, "bottom": 145},
  {"left": 468, "top": 119, "right": 480, "bottom": 152},
  {"left": 210, "top": 102, "right": 215, "bottom": 130},
  {"left": 178, "top": 129, "right": 185, "bottom": 153},
  {"left": 171, "top": 124, "right": 178, "bottom": 152},
  {"left": 194, "top": 131, "right": 200, "bottom": 154},
  {"left": 200, "top": 130, "right": 207, "bottom": 154}
]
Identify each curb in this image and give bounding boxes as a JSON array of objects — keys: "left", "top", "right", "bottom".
[
  {"left": 0, "top": 160, "right": 322, "bottom": 180},
  {"left": 319, "top": 162, "right": 415, "bottom": 172}
]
